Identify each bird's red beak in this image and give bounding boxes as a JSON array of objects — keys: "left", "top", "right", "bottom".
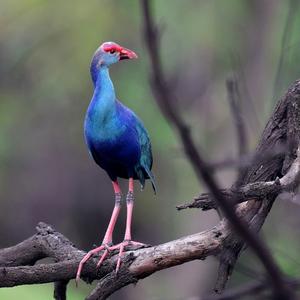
[{"left": 119, "top": 47, "right": 138, "bottom": 60}]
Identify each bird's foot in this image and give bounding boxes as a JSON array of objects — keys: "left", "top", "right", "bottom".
[
  {"left": 108, "top": 239, "right": 147, "bottom": 273},
  {"left": 76, "top": 243, "right": 112, "bottom": 285},
  {"left": 76, "top": 240, "right": 146, "bottom": 284}
]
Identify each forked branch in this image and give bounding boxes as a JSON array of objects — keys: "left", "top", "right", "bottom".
[
  {"left": 1, "top": 78, "right": 300, "bottom": 299},
  {"left": 141, "top": 0, "right": 298, "bottom": 298},
  {"left": 1, "top": 2, "right": 300, "bottom": 299}
]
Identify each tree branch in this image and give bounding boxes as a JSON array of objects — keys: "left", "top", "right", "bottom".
[
  {"left": 177, "top": 146, "right": 300, "bottom": 211},
  {"left": 54, "top": 280, "right": 69, "bottom": 300},
  {"left": 1, "top": 85, "right": 300, "bottom": 300},
  {"left": 0, "top": 222, "right": 226, "bottom": 295},
  {"left": 226, "top": 77, "right": 248, "bottom": 184},
  {"left": 141, "top": 0, "right": 294, "bottom": 298},
  {"left": 204, "top": 278, "right": 300, "bottom": 300},
  {"left": 1, "top": 4, "right": 300, "bottom": 300}
]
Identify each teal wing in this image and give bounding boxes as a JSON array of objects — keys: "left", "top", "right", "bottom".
[{"left": 134, "top": 118, "right": 156, "bottom": 193}]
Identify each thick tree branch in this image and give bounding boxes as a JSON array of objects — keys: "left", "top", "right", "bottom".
[
  {"left": 141, "top": 0, "right": 294, "bottom": 298},
  {"left": 1, "top": 83, "right": 300, "bottom": 300},
  {"left": 0, "top": 222, "right": 84, "bottom": 267},
  {"left": 177, "top": 146, "right": 300, "bottom": 211},
  {"left": 1, "top": 4, "right": 300, "bottom": 300},
  {"left": 0, "top": 222, "right": 227, "bottom": 297},
  {"left": 54, "top": 280, "right": 69, "bottom": 300},
  {"left": 1, "top": 219, "right": 298, "bottom": 299}
]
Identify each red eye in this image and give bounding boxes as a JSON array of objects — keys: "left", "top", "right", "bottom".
[{"left": 110, "top": 49, "right": 116, "bottom": 54}]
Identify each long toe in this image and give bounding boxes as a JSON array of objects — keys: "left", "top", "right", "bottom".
[
  {"left": 76, "top": 240, "right": 147, "bottom": 284},
  {"left": 110, "top": 240, "right": 146, "bottom": 272},
  {"left": 97, "top": 249, "right": 109, "bottom": 268},
  {"left": 76, "top": 244, "right": 107, "bottom": 284},
  {"left": 116, "top": 243, "right": 125, "bottom": 273},
  {"left": 127, "top": 240, "right": 147, "bottom": 247}
]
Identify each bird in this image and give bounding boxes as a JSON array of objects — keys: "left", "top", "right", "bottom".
[{"left": 76, "top": 41, "right": 156, "bottom": 282}]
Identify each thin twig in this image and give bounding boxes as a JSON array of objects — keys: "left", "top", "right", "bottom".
[
  {"left": 204, "top": 278, "right": 300, "bottom": 300},
  {"left": 1, "top": 4, "right": 300, "bottom": 300},
  {"left": 226, "top": 77, "right": 248, "bottom": 185},
  {"left": 230, "top": 53, "right": 261, "bottom": 131},
  {"left": 208, "top": 145, "right": 286, "bottom": 171},
  {"left": 177, "top": 148, "right": 300, "bottom": 211},
  {"left": 204, "top": 281, "right": 266, "bottom": 300},
  {"left": 226, "top": 77, "right": 248, "bottom": 158},
  {"left": 272, "top": 0, "right": 298, "bottom": 104},
  {"left": 141, "top": 0, "right": 293, "bottom": 298}
]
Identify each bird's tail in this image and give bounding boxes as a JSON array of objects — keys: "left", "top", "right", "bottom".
[{"left": 143, "top": 165, "right": 157, "bottom": 194}]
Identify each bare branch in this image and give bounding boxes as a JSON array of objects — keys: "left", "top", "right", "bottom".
[
  {"left": 0, "top": 222, "right": 226, "bottom": 295},
  {"left": 272, "top": 0, "right": 298, "bottom": 104},
  {"left": 226, "top": 76, "right": 249, "bottom": 196},
  {"left": 204, "top": 278, "right": 300, "bottom": 300},
  {"left": 0, "top": 236, "right": 45, "bottom": 267},
  {"left": 0, "top": 116, "right": 300, "bottom": 297},
  {"left": 54, "top": 280, "right": 69, "bottom": 300},
  {"left": 208, "top": 145, "right": 286, "bottom": 172},
  {"left": 226, "top": 77, "right": 248, "bottom": 159},
  {"left": 141, "top": 0, "right": 293, "bottom": 298},
  {"left": 178, "top": 147, "right": 300, "bottom": 211},
  {"left": 205, "top": 281, "right": 268, "bottom": 300},
  {"left": 1, "top": 3, "right": 300, "bottom": 300}
]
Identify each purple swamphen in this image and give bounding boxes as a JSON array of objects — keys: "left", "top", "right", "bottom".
[{"left": 76, "top": 42, "right": 156, "bottom": 282}]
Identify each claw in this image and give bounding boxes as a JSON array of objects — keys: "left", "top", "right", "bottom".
[
  {"left": 116, "top": 243, "right": 125, "bottom": 273},
  {"left": 97, "top": 249, "right": 109, "bottom": 268},
  {"left": 76, "top": 240, "right": 146, "bottom": 284},
  {"left": 126, "top": 240, "right": 146, "bottom": 247},
  {"left": 76, "top": 244, "right": 107, "bottom": 284},
  {"left": 111, "top": 240, "right": 146, "bottom": 273}
]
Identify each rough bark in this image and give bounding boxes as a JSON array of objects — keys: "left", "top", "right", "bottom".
[{"left": 1, "top": 67, "right": 300, "bottom": 300}]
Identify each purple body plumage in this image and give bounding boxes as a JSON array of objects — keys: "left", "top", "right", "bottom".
[
  {"left": 77, "top": 41, "right": 155, "bottom": 283},
  {"left": 84, "top": 43, "right": 155, "bottom": 191}
]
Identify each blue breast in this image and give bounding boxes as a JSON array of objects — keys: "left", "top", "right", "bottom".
[
  {"left": 84, "top": 63, "right": 155, "bottom": 191},
  {"left": 84, "top": 96, "right": 141, "bottom": 179}
]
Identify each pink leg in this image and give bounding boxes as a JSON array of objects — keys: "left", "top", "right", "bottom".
[
  {"left": 125, "top": 178, "right": 134, "bottom": 240},
  {"left": 128, "top": 177, "right": 134, "bottom": 193},
  {"left": 76, "top": 179, "right": 147, "bottom": 282},
  {"left": 115, "top": 178, "right": 145, "bottom": 272},
  {"left": 76, "top": 180, "right": 122, "bottom": 284},
  {"left": 124, "top": 178, "right": 144, "bottom": 244},
  {"left": 101, "top": 181, "right": 122, "bottom": 244},
  {"left": 102, "top": 199, "right": 121, "bottom": 244}
]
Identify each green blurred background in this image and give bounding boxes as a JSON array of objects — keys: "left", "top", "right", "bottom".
[{"left": 1, "top": 0, "right": 300, "bottom": 299}]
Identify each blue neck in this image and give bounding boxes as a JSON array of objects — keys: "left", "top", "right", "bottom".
[
  {"left": 87, "top": 66, "right": 116, "bottom": 124},
  {"left": 94, "top": 66, "right": 115, "bottom": 99}
]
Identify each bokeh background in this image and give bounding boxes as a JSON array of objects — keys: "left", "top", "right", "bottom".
[{"left": 1, "top": 0, "right": 300, "bottom": 299}]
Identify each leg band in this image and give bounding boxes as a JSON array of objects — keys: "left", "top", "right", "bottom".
[
  {"left": 115, "top": 192, "right": 122, "bottom": 205},
  {"left": 126, "top": 191, "right": 134, "bottom": 203}
]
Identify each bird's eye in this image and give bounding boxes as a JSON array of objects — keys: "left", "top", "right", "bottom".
[{"left": 110, "top": 49, "right": 116, "bottom": 54}]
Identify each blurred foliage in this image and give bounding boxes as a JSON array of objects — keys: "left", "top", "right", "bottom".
[
  {"left": 1, "top": 0, "right": 300, "bottom": 299},
  {"left": 0, "top": 284, "right": 87, "bottom": 300}
]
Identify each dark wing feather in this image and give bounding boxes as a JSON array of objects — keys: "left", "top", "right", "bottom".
[{"left": 134, "top": 116, "right": 156, "bottom": 193}]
